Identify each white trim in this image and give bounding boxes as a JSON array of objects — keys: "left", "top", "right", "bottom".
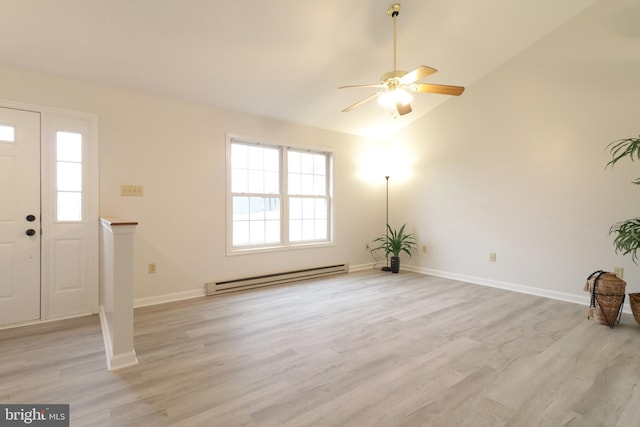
[
  {"left": 134, "top": 289, "right": 206, "bottom": 308},
  {"left": 348, "top": 262, "right": 377, "bottom": 272},
  {"left": 107, "top": 351, "right": 139, "bottom": 371},
  {"left": 40, "top": 112, "right": 50, "bottom": 321},
  {"left": 0, "top": 98, "right": 97, "bottom": 118},
  {"left": 0, "top": 312, "right": 93, "bottom": 332},
  {"left": 99, "top": 306, "right": 138, "bottom": 371},
  {"left": 225, "top": 241, "right": 337, "bottom": 257},
  {"left": 227, "top": 133, "right": 334, "bottom": 155},
  {"left": 404, "top": 265, "right": 632, "bottom": 315}
]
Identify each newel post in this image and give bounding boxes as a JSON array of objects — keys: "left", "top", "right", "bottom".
[{"left": 99, "top": 218, "right": 139, "bottom": 371}]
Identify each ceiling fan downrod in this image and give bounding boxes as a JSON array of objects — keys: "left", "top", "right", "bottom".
[{"left": 388, "top": 4, "right": 400, "bottom": 73}]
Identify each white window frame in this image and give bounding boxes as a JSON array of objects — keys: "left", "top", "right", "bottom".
[{"left": 226, "top": 134, "right": 334, "bottom": 255}]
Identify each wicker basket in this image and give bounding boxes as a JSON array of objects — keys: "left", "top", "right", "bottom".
[
  {"left": 629, "top": 293, "right": 640, "bottom": 326},
  {"left": 585, "top": 271, "right": 626, "bottom": 328}
]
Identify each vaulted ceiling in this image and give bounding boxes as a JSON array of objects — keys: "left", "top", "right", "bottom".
[{"left": 0, "top": 0, "right": 599, "bottom": 139}]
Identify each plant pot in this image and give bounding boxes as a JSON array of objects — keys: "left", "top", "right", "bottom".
[
  {"left": 390, "top": 256, "right": 400, "bottom": 273},
  {"left": 630, "top": 293, "right": 640, "bottom": 326},
  {"left": 585, "top": 271, "right": 626, "bottom": 328}
]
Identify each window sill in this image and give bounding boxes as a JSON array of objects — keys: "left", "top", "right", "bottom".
[{"left": 227, "top": 241, "right": 335, "bottom": 256}]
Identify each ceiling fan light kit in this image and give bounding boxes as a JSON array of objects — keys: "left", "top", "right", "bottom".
[
  {"left": 378, "top": 88, "right": 412, "bottom": 108},
  {"left": 339, "top": 3, "right": 464, "bottom": 116}
]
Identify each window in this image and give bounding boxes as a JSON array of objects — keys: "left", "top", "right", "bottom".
[
  {"left": 228, "top": 136, "right": 332, "bottom": 252},
  {"left": 288, "top": 150, "right": 328, "bottom": 242},
  {"left": 56, "top": 131, "right": 83, "bottom": 222}
]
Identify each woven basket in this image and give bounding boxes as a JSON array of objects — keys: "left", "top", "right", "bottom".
[
  {"left": 629, "top": 293, "right": 640, "bottom": 326},
  {"left": 585, "top": 271, "right": 626, "bottom": 328}
]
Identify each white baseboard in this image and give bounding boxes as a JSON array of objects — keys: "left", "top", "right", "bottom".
[
  {"left": 107, "top": 350, "right": 139, "bottom": 371},
  {"left": 134, "top": 289, "right": 206, "bottom": 309},
  {"left": 348, "top": 262, "right": 377, "bottom": 272},
  {"left": 124, "top": 264, "right": 631, "bottom": 324},
  {"left": 132, "top": 264, "right": 382, "bottom": 308},
  {"left": 98, "top": 306, "right": 139, "bottom": 371},
  {"left": 404, "top": 265, "right": 632, "bottom": 315}
]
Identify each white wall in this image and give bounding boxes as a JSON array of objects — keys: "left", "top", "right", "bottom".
[
  {"left": 2, "top": 0, "right": 637, "bottom": 308},
  {"left": 395, "top": 0, "right": 640, "bottom": 302},
  {"left": 0, "top": 64, "right": 384, "bottom": 302}
]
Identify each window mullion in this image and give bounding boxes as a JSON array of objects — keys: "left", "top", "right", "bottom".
[
  {"left": 325, "top": 153, "right": 332, "bottom": 241},
  {"left": 281, "top": 146, "right": 289, "bottom": 245}
]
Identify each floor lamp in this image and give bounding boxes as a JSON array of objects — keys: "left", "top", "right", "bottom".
[{"left": 381, "top": 175, "right": 392, "bottom": 271}]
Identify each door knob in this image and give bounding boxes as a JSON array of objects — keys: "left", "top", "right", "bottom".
[
  {"left": 26, "top": 214, "right": 36, "bottom": 222},
  {"left": 26, "top": 229, "right": 36, "bottom": 236}
]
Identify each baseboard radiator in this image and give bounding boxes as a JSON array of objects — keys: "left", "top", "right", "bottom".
[{"left": 206, "top": 264, "right": 348, "bottom": 295}]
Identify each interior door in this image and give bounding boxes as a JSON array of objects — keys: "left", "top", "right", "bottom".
[{"left": 0, "top": 107, "right": 41, "bottom": 325}]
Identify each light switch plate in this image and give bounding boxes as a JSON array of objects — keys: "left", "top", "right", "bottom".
[{"left": 121, "top": 185, "right": 144, "bottom": 197}]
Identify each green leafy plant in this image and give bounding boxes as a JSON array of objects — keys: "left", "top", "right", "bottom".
[
  {"left": 606, "top": 135, "right": 640, "bottom": 263},
  {"left": 373, "top": 223, "right": 417, "bottom": 258}
]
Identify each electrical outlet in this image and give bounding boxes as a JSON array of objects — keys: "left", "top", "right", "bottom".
[
  {"left": 121, "top": 185, "right": 144, "bottom": 197},
  {"left": 422, "top": 245, "right": 427, "bottom": 253},
  {"left": 148, "top": 263, "right": 156, "bottom": 274},
  {"left": 614, "top": 266, "right": 624, "bottom": 278},
  {"left": 489, "top": 253, "right": 496, "bottom": 262}
]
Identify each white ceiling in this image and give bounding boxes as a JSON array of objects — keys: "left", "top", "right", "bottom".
[{"left": 0, "top": 0, "right": 599, "bottom": 139}]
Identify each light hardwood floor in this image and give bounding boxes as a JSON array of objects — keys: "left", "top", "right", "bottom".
[{"left": 1, "top": 270, "right": 639, "bottom": 426}]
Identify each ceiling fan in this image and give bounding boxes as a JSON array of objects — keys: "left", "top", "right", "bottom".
[{"left": 339, "top": 3, "right": 464, "bottom": 116}]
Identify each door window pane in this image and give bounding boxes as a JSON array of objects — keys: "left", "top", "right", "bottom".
[
  {"left": 0, "top": 124, "right": 15, "bottom": 142},
  {"left": 56, "top": 132, "right": 82, "bottom": 161},
  {"left": 57, "top": 162, "right": 82, "bottom": 191},
  {"left": 57, "top": 192, "right": 82, "bottom": 222},
  {"left": 56, "top": 131, "right": 82, "bottom": 222}
]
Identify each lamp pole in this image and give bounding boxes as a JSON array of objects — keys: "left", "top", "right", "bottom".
[{"left": 381, "top": 175, "right": 391, "bottom": 271}]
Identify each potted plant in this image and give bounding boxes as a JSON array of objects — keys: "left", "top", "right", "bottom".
[
  {"left": 374, "top": 223, "right": 417, "bottom": 273},
  {"left": 606, "top": 135, "right": 640, "bottom": 324}
]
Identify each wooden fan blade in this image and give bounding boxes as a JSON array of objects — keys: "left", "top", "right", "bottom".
[
  {"left": 399, "top": 66, "right": 437, "bottom": 85},
  {"left": 415, "top": 83, "right": 465, "bottom": 96},
  {"left": 342, "top": 93, "right": 380, "bottom": 112},
  {"left": 338, "top": 83, "right": 385, "bottom": 89}
]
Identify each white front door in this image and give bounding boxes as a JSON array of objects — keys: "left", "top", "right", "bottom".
[
  {"left": 0, "top": 107, "right": 41, "bottom": 325},
  {"left": 0, "top": 103, "right": 99, "bottom": 328}
]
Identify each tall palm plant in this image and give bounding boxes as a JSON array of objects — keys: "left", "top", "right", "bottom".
[
  {"left": 374, "top": 223, "right": 416, "bottom": 273},
  {"left": 607, "top": 135, "right": 640, "bottom": 263}
]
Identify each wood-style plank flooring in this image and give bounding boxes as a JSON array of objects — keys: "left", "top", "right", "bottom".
[{"left": 1, "top": 270, "right": 639, "bottom": 426}]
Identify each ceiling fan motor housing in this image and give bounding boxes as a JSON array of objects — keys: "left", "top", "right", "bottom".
[
  {"left": 380, "top": 70, "right": 407, "bottom": 85},
  {"left": 387, "top": 4, "right": 401, "bottom": 17}
]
